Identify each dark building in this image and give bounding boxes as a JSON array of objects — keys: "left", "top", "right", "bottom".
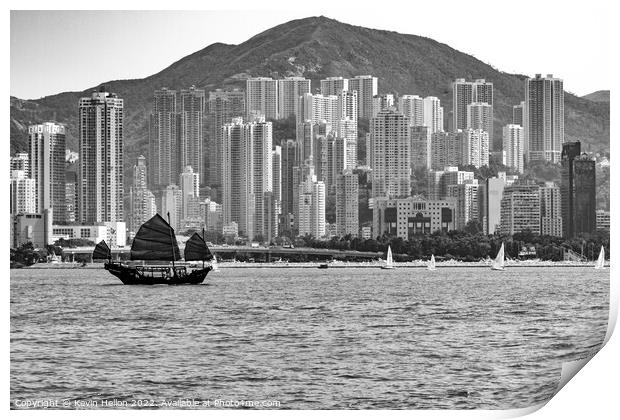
[{"left": 561, "top": 141, "right": 596, "bottom": 238}]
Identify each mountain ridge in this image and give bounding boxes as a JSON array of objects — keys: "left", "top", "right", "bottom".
[{"left": 10, "top": 15, "right": 609, "bottom": 167}]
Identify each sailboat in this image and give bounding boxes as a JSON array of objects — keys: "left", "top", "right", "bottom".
[
  {"left": 211, "top": 255, "right": 220, "bottom": 272},
  {"left": 491, "top": 243, "right": 505, "bottom": 271},
  {"left": 427, "top": 254, "right": 436, "bottom": 271},
  {"left": 381, "top": 245, "right": 395, "bottom": 269},
  {"left": 95, "top": 214, "right": 212, "bottom": 285},
  {"left": 594, "top": 246, "right": 606, "bottom": 270}
]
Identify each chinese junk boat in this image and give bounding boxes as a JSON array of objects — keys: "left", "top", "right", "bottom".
[{"left": 96, "top": 214, "right": 212, "bottom": 285}]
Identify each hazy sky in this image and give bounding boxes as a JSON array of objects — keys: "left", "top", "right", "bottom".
[{"left": 10, "top": 4, "right": 611, "bottom": 99}]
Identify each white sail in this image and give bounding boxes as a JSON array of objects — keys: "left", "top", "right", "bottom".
[
  {"left": 384, "top": 245, "right": 394, "bottom": 269},
  {"left": 595, "top": 246, "right": 605, "bottom": 270},
  {"left": 428, "top": 254, "right": 436, "bottom": 271},
  {"left": 211, "top": 255, "right": 220, "bottom": 272},
  {"left": 491, "top": 243, "right": 505, "bottom": 271}
]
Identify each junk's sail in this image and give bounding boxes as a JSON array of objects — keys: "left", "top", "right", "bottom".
[
  {"left": 184, "top": 233, "right": 212, "bottom": 261},
  {"left": 93, "top": 240, "right": 111, "bottom": 260},
  {"left": 130, "top": 214, "right": 181, "bottom": 261}
]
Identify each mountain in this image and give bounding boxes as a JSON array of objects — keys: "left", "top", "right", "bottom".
[
  {"left": 582, "top": 90, "right": 610, "bottom": 103},
  {"left": 10, "top": 15, "right": 610, "bottom": 169}
]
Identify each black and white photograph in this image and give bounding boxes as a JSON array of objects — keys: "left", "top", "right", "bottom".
[{"left": 7, "top": 1, "right": 616, "bottom": 415}]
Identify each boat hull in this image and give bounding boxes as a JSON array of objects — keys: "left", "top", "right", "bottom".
[{"left": 104, "top": 262, "right": 211, "bottom": 285}]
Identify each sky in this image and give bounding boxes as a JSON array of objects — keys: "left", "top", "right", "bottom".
[{"left": 10, "top": 2, "right": 612, "bottom": 99}]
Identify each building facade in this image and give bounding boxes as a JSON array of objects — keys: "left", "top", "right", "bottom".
[
  {"left": 78, "top": 90, "right": 124, "bottom": 224},
  {"left": 525, "top": 74, "right": 564, "bottom": 163},
  {"left": 246, "top": 77, "right": 278, "bottom": 120}
]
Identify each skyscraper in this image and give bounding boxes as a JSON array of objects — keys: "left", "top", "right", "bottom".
[
  {"left": 372, "top": 94, "right": 395, "bottom": 118},
  {"left": 503, "top": 124, "right": 525, "bottom": 173},
  {"left": 512, "top": 101, "right": 525, "bottom": 126},
  {"left": 161, "top": 184, "right": 182, "bottom": 231},
  {"left": 525, "top": 74, "right": 564, "bottom": 163},
  {"left": 337, "top": 90, "right": 358, "bottom": 123},
  {"left": 410, "top": 126, "right": 432, "bottom": 171},
  {"left": 560, "top": 142, "right": 595, "bottom": 238},
  {"left": 28, "top": 122, "right": 66, "bottom": 223},
  {"left": 398, "top": 95, "right": 424, "bottom": 126},
  {"left": 221, "top": 117, "right": 273, "bottom": 240},
  {"left": 446, "top": 179, "right": 479, "bottom": 230},
  {"left": 280, "top": 139, "right": 297, "bottom": 234},
  {"left": 297, "top": 93, "right": 339, "bottom": 129},
  {"left": 149, "top": 88, "right": 178, "bottom": 190},
  {"left": 129, "top": 156, "right": 157, "bottom": 234},
  {"left": 370, "top": 110, "right": 410, "bottom": 198},
  {"left": 452, "top": 79, "right": 493, "bottom": 132},
  {"left": 320, "top": 77, "right": 348, "bottom": 96},
  {"left": 179, "top": 166, "right": 200, "bottom": 221},
  {"left": 206, "top": 89, "right": 245, "bottom": 191},
  {"left": 179, "top": 86, "right": 205, "bottom": 184},
  {"left": 246, "top": 77, "right": 278, "bottom": 120},
  {"left": 460, "top": 129, "right": 489, "bottom": 169},
  {"left": 423, "top": 96, "right": 444, "bottom": 134},
  {"left": 277, "top": 77, "right": 310, "bottom": 120},
  {"left": 272, "top": 146, "right": 282, "bottom": 221},
  {"left": 481, "top": 175, "right": 506, "bottom": 235},
  {"left": 466, "top": 102, "right": 493, "bottom": 149},
  {"left": 336, "top": 169, "right": 359, "bottom": 237},
  {"left": 78, "top": 90, "right": 124, "bottom": 224},
  {"left": 298, "top": 165, "right": 326, "bottom": 238},
  {"left": 348, "top": 75, "right": 378, "bottom": 119},
  {"left": 540, "top": 182, "right": 563, "bottom": 237},
  {"left": 10, "top": 170, "right": 36, "bottom": 215}
]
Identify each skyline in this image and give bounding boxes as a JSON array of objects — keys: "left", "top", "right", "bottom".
[{"left": 10, "top": 4, "right": 611, "bottom": 99}]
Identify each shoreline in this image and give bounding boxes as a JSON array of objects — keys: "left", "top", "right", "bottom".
[{"left": 14, "top": 261, "right": 607, "bottom": 270}]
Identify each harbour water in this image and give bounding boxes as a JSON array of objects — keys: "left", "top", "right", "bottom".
[{"left": 10, "top": 267, "right": 609, "bottom": 409}]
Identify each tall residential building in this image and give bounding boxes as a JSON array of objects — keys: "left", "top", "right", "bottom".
[
  {"left": 560, "top": 142, "right": 596, "bottom": 238},
  {"left": 410, "top": 126, "right": 432, "bottom": 171},
  {"left": 179, "top": 86, "right": 205, "bottom": 184},
  {"left": 28, "top": 122, "right": 66, "bottom": 223},
  {"left": 348, "top": 75, "right": 378, "bottom": 119},
  {"left": 221, "top": 117, "right": 274, "bottom": 240},
  {"left": 78, "top": 90, "right": 124, "bottom": 224},
  {"left": 398, "top": 95, "right": 424, "bottom": 126},
  {"left": 297, "top": 93, "right": 339, "bottom": 129},
  {"left": 129, "top": 155, "right": 157, "bottom": 233},
  {"left": 503, "top": 124, "right": 525, "bottom": 173},
  {"left": 65, "top": 171, "right": 78, "bottom": 223},
  {"left": 498, "top": 181, "right": 541, "bottom": 235},
  {"left": 338, "top": 118, "right": 358, "bottom": 169},
  {"left": 460, "top": 129, "right": 490, "bottom": 169},
  {"left": 427, "top": 167, "right": 475, "bottom": 200},
  {"left": 149, "top": 88, "right": 178, "bottom": 190},
  {"left": 370, "top": 109, "right": 411, "bottom": 198},
  {"left": 277, "top": 77, "right": 310, "bottom": 120},
  {"left": 525, "top": 74, "right": 564, "bottom": 163},
  {"left": 337, "top": 90, "right": 358, "bottom": 123},
  {"left": 272, "top": 146, "right": 282, "bottom": 220},
  {"left": 10, "top": 170, "right": 36, "bottom": 215},
  {"left": 467, "top": 102, "right": 493, "bottom": 149},
  {"left": 246, "top": 77, "right": 278, "bottom": 120},
  {"left": 481, "top": 175, "right": 506, "bottom": 235},
  {"left": 179, "top": 166, "right": 200, "bottom": 221},
  {"left": 452, "top": 78, "right": 493, "bottom": 131},
  {"left": 206, "top": 89, "right": 245, "bottom": 190},
  {"left": 540, "top": 182, "right": 563, "bottom": 237},
  {"left": 336, "top": 169, "right": 359, "bottom": 237},
  {"left": 298, "top": 165, "right": 326, "bottom": 238},
  {"left": 446, "top": 179, "right": 479, "bottom": 230},
  {"left": 10, "top": 152, "right": 30, "bottom": 176},
  {"left": 161, "top": 185, "right": 182, "bottom": 231},
  {"left": 372, "top": 94, "right": 395, "bottom": 118},
  {"left": 423, "top": 96, "right": 444, "bottom": 134},
  {"left": 430, "top": 132, "right": 460, "bottom": 170},
  {"left": 513, "top": 101, "right": 525, "bottom": 126},
  {"left": 320, "top": 77, "right": 348, "bottom": 96},
  {"left": 280, "top": 139, "right": 297, "bottom": 232}
]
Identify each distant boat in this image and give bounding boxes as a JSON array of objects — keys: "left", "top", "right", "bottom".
[
  {"left": 427, "top": 254, "right": 436, "bottom": 271},
  {"left": 318, "top": 263, "right": 329, "bottom": 269},
  {"left": 491, "top": 243, "right": 505, "bottom": 271},
  {"left": 594, "top": 246, "right": 606, "bottom": 270},
  {"left": 381, "top": 245, "right": 395, "bottom": 269},
  {"left": 95, "top": 214, "right": 212, "bottom": 285}
]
